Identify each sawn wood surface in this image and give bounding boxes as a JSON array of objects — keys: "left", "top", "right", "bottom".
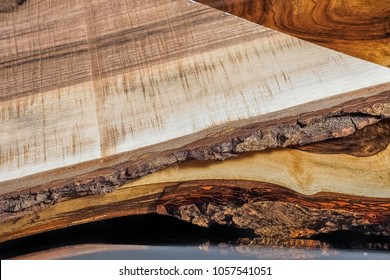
[
  {"left": 197, "top": 0, "right": 390, "bottom": 67},
  {"left": 0, "top": 0, "right": 389, "bottom": 243},
  {"left": 0, "top": 0, "right": 388, "bottom": 188}
]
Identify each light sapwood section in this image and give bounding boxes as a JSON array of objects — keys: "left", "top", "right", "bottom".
[
  {"left": 1, "top": 144, "right": 389, "bottom": 242},
  {"left": 0, "top": 0, "right": 389, "bottom": 184},
  {"left": 0, "top": 83, "right": 101, "bottom": 181},
  {"left": 126, "top": 146, "right": 390, "bottom": 198}
]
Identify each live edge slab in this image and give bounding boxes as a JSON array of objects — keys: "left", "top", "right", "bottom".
[{"left": 0, "top": 0, "right": 389, "bottom": 243}]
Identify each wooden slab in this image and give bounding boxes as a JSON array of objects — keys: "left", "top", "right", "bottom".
[
  {"left": 197, "top": 0, "right": 390, "bottom": 67},
  {"left": 1, "top": 129, "right": 389, "bottom": 241},
  {"left": 0, "top": 0, "right": 389, "bottom": 182},
  {"left": 0, "top": 0, "right": 389, "bottom": 242}
]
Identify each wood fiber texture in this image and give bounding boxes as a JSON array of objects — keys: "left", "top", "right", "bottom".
[
  {"left": 0, "top": 0, "right": 389, "bottom": 243},
  {"left": 0, "top": 0, "right": 388, "bottom": 186},
  {"left": 197, "top": 0, "right": 390, "bottom": 66},
  {"left": 1, "top": 125, "right": 389, "bottom": 242},
  {"left": 295, "top": 119, "right": 390, "bottom": 156},
  {"left": 0, "top": 0, "right": 24, "bottom": 13}
]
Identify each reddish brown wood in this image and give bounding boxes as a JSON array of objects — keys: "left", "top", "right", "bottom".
[
  {"left": 0, "top": 0, "right": 388, "bottom": 246},
  {"left": 295, "top": 119, "right": 390, "bottom": 156},
  {"left": 196, "top": 0, "right": 390, "bottom": 66}
]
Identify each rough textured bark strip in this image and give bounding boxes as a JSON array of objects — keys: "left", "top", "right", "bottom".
[
  {"left": 295, "top": 119, "right": 390, "bottom": 156},
  {"left": 0, "top": 0, "right": 389, "bottom": 244},
  {"left": 157, "top": 180, "right": 390, "bottom": 238},
  {"left": 0, "top": 112, "right": 387, "bottom": 217}
]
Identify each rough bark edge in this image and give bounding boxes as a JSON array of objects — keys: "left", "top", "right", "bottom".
[
  {"left": 156, "top": 180, "right": 390, "bottom": 239},
  {"left": 2, "top": 179, "right": 390, "bottom": 242},
  {"left": 0, "top": 114, "right": 381, "bottom": 214},
  {"left": 0, "top": 95, "right": 389, "bottom": 218},
  {"left": 161, "top": 201, "right": 390, "bottom": 239},
  {"left": 295, "top": 119, "right": 390, "bottom": 156}
]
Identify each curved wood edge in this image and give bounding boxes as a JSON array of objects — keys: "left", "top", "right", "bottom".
[
  {"left": 10, "top": 244, "right": 148, "bottom": 260},
  {"left": 0, "top": 0, "right": 388, "bottom": 245},
  {"left": 157, "top": 180, "right": 390, "bottom": 238},
  {"left": 294, "top": 119, "right": 390, "bottom": 156},
  {"left": 0, "top": 89, "right": 389, "bottom": 216},
  {"left": 196, "top": 0, "right": 390, "bottom": 67},
  {"left": 1, "top": 128, "right": 389, "bottom": 243},
  {"left": 1, "top": 178, "right": 389, "bottom": 243}
]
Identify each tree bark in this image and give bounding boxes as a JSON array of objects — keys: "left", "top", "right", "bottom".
[{"left": 0, "top": 0, "right": 389, "bottom": 243}]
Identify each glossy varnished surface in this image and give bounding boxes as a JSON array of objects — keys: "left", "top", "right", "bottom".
[{"left": 197, "top": 0, "right": 390, "bottom": 66}]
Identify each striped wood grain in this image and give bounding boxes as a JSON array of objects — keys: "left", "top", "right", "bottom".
[
  {"left": 197, "top": 0, "right": 390, "bottom": 67},
  {"left": 0, "top": 0, "right": 389, "bottom": 242},
  {"left": 0, "top": 0, "right": 389, "bottom": 185}
]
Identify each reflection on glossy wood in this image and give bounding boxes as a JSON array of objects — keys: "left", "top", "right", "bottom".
[
  {"left": 11, "top": 244, "right": 148, "bottom": 260},
  {"left": 10, "top": 239, "right": 390, "bottom": 260}
]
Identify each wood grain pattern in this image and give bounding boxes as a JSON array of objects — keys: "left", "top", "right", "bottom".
[
  {"left": 157, "top": 181, "right": 390, "bottom": 238},
  {"left": 0, "top": 0, "right": 388, "bottom": 189},
  {"left": 2, "top": 178, "right": 389, "bottom": 242},
  {"left": 197, "top": 0, "right": 390, "bottom": 67},
  {"left": 295, "top": 119, "right": 390, "bottom": 156},
  {"left": 1, "top": 134, "right": 389, "bottom": 242},
  {"left": 0, "top": 0, "right": 389, "bottom": 244},
  {"left": 0, "top": 0, "right": 23, "bottom": 12},
  {"left": 0, "top": 101, "right": 388, "bottom": 217}
]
